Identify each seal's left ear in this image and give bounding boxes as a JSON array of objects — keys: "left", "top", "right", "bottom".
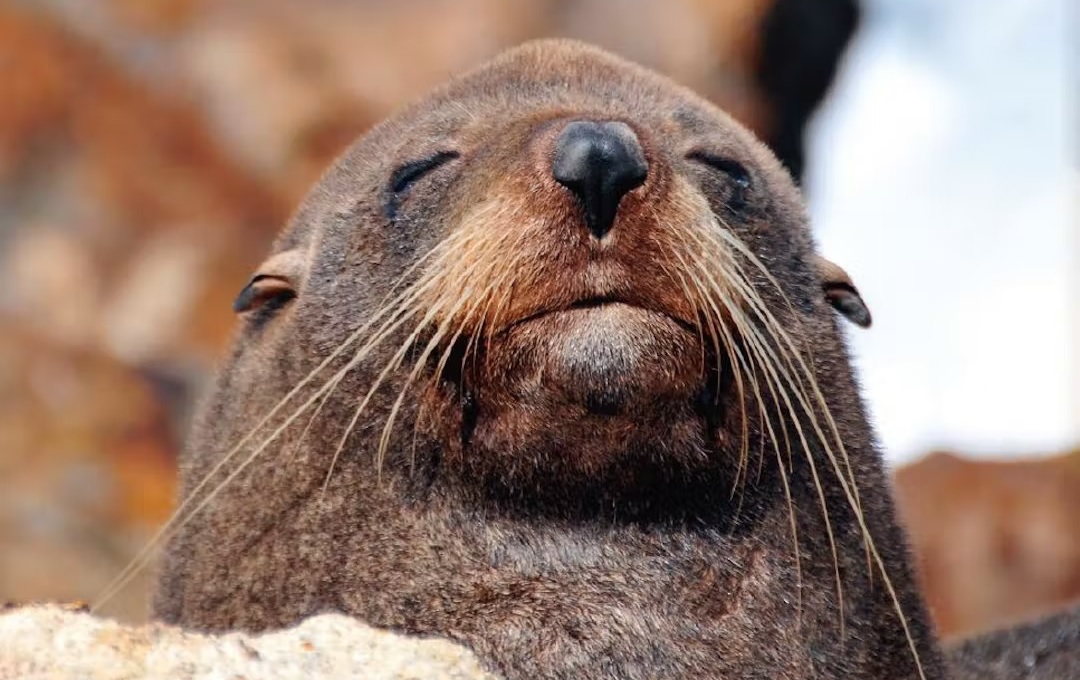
[
  {"left": 812, "top": 255, "right": 872, "bottom": 328},
  {"left": 233, "top": 249, "right": 306, "bottom": 314}
]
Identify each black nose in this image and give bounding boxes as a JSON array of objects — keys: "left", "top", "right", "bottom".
[{"left": 552, "top": 121, "right": 648, "bottom": 240}]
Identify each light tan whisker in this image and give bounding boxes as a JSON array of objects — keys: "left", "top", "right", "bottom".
[
  {"left": 673, "top": 231, "right": 847, "bottom": 632},
  {"left": 323, "top": 288, "right": 459, "bottom": 491},
  {"left": 329, "top": 213, "right": 524, "bottom": 486},
  {"left": 687, "top": 223, "right": 862, "bottom": 517},
  {"left": 375, "top": 280, "right": 488, "bottom": 474},
  {"left": 661, "top": 253, "right": 753, "bottom": 497},
  {"left": 670, "top": 245, "right": 805, "bottom": 616},
  {"left": 94, "top": 238, "right": 464, "bottom": 612},
  {"left": 701, "top": 231, "right": 882, "bottom": 594},
  {"left": 394, "top": 247, "right": 528, "bottom": 473},
  {"left": 681, "top": 213, "right": 925, "bottom": 678},
  {"left": 706, "top": 224, "right": 866, "bottom": 529}
]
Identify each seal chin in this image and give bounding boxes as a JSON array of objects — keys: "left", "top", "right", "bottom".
[
  {"left": 455, "top": 301, "right": 721, "bottom": 495},
  {"left": 546, "top": 303, "right": 702, "bottom": 414},
  {"left": 487, "top": 302, "right": 705, "bottom": 415}
]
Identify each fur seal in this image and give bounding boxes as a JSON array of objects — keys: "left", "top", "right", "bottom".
[
  {"left": 152, "top": 40, "right": 946, "bottom": 679},
  {"left": 948, "top": 606, "right": 1080, "bottom": 679}
]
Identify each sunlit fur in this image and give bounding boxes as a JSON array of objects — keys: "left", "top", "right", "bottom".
[{"left": 115, "top": 40, "right": 947, "bottom": 679}]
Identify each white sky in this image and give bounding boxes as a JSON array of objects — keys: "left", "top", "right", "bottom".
[{"left": 805, "top": 0, "right": 1076, "bottom": 464}]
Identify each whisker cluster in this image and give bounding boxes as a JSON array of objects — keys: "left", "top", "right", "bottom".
[
  {"left": 93, "top": 194, "right": 926, "bottom": 679},
  {"left": 656, "top": 185, "right": 926, "bottom": 680},
  {"left": 92, "top": 209, "right": 521, "bottom": 612}
]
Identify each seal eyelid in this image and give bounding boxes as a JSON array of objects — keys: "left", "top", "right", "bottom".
[
  {"left": 386, "top": 151, "right": 460, "bottom": 220},
  {"left": 232, "top": 274, "right": 297, "bottom": 314},
  {"left": 232, "top": 249, "right": 306, "bottom": 315},
  {"left": 686, "top": 151, "right": 752, "bottom": 190},
  {"left": 390, "top": 152, "right": 460, "bottom": 194}
]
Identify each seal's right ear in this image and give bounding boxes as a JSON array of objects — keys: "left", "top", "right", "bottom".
[
  {"left": 233, "top": 249, "right": 307, "bottom": 314},
  {"left": 813, "top": 255, "right": 872, "bottom": 329}
]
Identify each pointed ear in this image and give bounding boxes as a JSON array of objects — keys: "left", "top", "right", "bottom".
[
  {"left": 233, "top": 249, "right": 306, "bottom": 314},
  {"left": 812, "top": 254, "right": 872, "bottom": 329}
]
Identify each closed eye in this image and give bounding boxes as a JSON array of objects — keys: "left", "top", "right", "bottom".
[
  {"left": 687, "top": 152, "right": 751, "bottom": 188},
  {"left": 386, "top": 151, "right": 460, "bottom": 221},
  {"left": 686, "top": 151, "right": 752, "bottom": 211}
]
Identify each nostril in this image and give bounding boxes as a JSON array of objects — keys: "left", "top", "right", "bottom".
[{"left": 552, "top": 121, "right": 648, "bottom": 239}]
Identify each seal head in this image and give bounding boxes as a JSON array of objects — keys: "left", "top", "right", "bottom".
[{"left": 156, "top": 40, "right": 939, "bottom": 680}]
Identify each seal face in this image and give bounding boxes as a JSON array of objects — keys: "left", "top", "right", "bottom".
[{"left": 155, "top": 40, "right": 943, "bottom": 680}]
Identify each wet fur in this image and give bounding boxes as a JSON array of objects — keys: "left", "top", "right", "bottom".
[{"left": 151, "top": 41, "right": 946, "bottom": 679}]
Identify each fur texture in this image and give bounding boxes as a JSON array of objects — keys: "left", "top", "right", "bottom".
[
  {"left": 155, "top": 40, "right": 945, "bottom": 679},
  {"left": 948, "top": 606, "right": 1080, "bottom": 679}
]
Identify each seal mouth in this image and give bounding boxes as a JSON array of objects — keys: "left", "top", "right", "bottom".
[
  {"left": 488, "top": 298, "right": 724, "bottom": 416},
  {"left": 503, "top": 296, "right": 700, "bottom": 337},
  {"left": 428, "top": 291, "right": 727, "bottom": 428}
]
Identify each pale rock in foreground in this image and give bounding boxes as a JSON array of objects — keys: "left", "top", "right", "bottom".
[{"left": 0, "top": 605, "right": 498, "bottom": 680}]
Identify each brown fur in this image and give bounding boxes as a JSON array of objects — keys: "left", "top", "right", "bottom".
[
  {"left": 947, "top": 605, "right": 1080, "bottom": 679},
  {"left": 154, "top": 40, "right": 945, "bottom": 679}
]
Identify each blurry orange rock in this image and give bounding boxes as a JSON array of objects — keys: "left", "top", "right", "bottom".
[
  {"left": 0, "top": 6, "right": 282, "bottom": 228},
  {"left": 0, "top": 325, "right": 177, "bottom": 622},
  {"left": 179, "top": 0, "right": 550, "bottom": 202},
  {"left": 0, "top": 6, "right": 285, "bottom": 362},
  {"left": 894, "top": 450, "right": 1080, "bottom": 639},
  {"left": 107, "top": 0, "right": 206, "bottom": 35}
]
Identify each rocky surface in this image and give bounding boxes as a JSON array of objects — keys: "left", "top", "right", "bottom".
[{"left": 0, "top": 605, "right": 498, "bottom": 680}]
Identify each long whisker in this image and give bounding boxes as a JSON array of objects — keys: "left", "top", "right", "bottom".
[
  {"left": 660, "top": 257, "right": 752, "bottom": 498},
  {"left": 284, "top": 375, "right": 340, "bottom": 466},
  {"left": 702, "top": 230, "right": 887, "bottom": 602},
  {"left": 668, "top": 245, "right": 804, "bottom": 618},
  {"left": 706, "top": 224, "right": 867, "bottom": 539},
  {"left": 687, "top": 224, "right": 865, "bottom": 526},
  {"left": 677, "top": 234, "right": 847, "bottom": 633},
  {"left": 678, "top": 209, "right": 926, "bottom": 678},
  {"left": 321, "top": 282, "right": 463, "bottom": 491},
  {"left": 373, "top": 284, "right": 481, "bottom": 475},
  {"left": 372, "top": 218, "right": 524, "bottom": 476},
  {"left": 324, "top": 206, "right": 525, "bottom": 489},
  {"left": 387, "top": 247, "right": 527, "bottom": 477},
  {"left": 93, "top": 237, "right": 465, "bottom": 613}
]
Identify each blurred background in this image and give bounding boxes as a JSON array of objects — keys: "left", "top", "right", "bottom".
[{"left": 0, "top": 0, "right": 1075, "bottom": 642}]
